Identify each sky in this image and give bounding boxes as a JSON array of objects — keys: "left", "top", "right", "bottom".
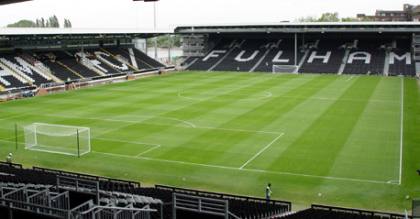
[{"left": 0, "top": 0, "right": 418, "bottom": 31}]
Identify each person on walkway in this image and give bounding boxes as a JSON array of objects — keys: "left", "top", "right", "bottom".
[
  {"left": 266, "top": 183, "right": 272, "bottom": 204},
  {"left": 6, "top": 153, "right": 12, "bottom": 163}
]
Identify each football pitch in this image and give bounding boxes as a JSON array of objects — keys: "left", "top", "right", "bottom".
[{"left": 0, "top": 71, "right": 419, "bottom": 212}]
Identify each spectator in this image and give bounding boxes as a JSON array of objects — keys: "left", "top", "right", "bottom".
[
  {"left": 6, "top": 153, "right": 12, "bottom": 163},
  {"left": 266, "top": 183, "right": 272, "bottom": 204}
]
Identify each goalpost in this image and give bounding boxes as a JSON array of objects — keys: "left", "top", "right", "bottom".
[
  {"left": 24, "top": 123, "right": 91, "bottom": 157},
  {"left": 272, "top": 65, "right": 299, "bottom": 74}
]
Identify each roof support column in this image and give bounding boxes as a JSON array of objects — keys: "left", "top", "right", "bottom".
[{"left": 294, "top": 33, "right": 298, "bottom": 66}]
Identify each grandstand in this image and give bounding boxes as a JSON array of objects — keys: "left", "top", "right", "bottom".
[
  {"left": 1, "top": 0, "right": 420, "bottom": 218},
  {"left": 177, "top": 23, "right": 420, "bottom": 77},
  {"left": 0, "top": 28, "right": 171, "bottom": 93}
]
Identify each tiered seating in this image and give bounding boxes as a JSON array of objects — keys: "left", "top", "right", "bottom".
[
  {"left": 0, "top": 163, "right": 160, "bottom": 219},
  {"left": 389, "top": 40, "right": 416, "bottom": 76},
  {"left": 187, "top": 36, "right": 415, "bottom": 76},
  {"left": 0, "top": 162, "right": 291, "bottom": 219},
  {"left": 213, "top": 39, "right": 275, "bottom": 72},
  {"left": 133, "top": 185, "right": 291, "bottom": 219},
  {"left": 254, "top": 38, "right": 304, "bottom": 72},
  {"left": 131, "top": 47, "right": 166, "bottom": 68},
  {"left": 343, "top": 39, "right": 387, "bottom": 75},
  {"left": 0, "top": 47, "right": 166, "bottom": 90},
  {"left": 105, "top": 47, "right": 153, "bottom": 70},
  {"left": 300, "top": 39, "right": 347, "bottom": 74},
  {"left": 85, "top": 48, "right": 136, "bottom": 73},
  {"left": 0, "top": 54, "right": 51, "bottom": 85},
  {"left": 188, "top": 38, "right": 236, "bottom": 71},
  {"left": 75, "top": 50, "right": 118, "bottom": 75},
  {"left": 0, "top": 65, "right": 27, "bottom": 89},
  {"left": 34, "top": 52, "right": 82, "bottom": 81},
  {"left": 278, "top": 205, "right": 408, "bottom": 219},
  {"left": 51, "top": 50, "right": 99, "bottom": 78}
]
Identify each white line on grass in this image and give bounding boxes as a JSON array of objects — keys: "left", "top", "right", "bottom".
[
  {"left": 398, "top": 77, "right": 404, "bottom": 185},
  {"left": 345, "top": 76, "right": 355, "bottom": 82},
  {"left": 94, "top": 137, "right": 161, "bottom": 147},
  {"left": 177, "top": 90, "right": 273, "bottom": 102},
  {"left": 136, "top": 145, "right": 161, "bottom": 157},
  {"left": 197, "top": 126, "right": 282, "bottom": 135},
  {"left": 239, "top": 133, "right": 285, "bottom": 169},
  {"left": 20, "top": 113, "right": 282, "bottom": 136},
  {"left": 91, "top": 150, "right": 396, "bottom": 185}
]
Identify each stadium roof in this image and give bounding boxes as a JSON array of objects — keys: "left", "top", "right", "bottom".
[
  {"left": 0, "top": 0, "right": 30, "bottom": 5},
  {"left": 175, "top": 22, "right": 420, "bottom": 34},
  {"left": 0, "top": 28, "right": 171, "bottom": 38}
]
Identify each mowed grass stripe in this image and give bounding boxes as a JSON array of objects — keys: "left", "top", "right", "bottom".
[
  {"left": 246, "top": 76, "right": 361, "bottom": 171},
  {"left": 0, "top": 72, "right": 234, "bottom": 117},
  {"left": 154, "top": 76, "right": 335, "bottom": 167},
  {"left": 146, "top": 75, "right": 298, "bottom": 166},
  {"left": 266, "top": 76, "right": 380, "bottom": 177},
  {"left": 328, "top": 77, "right": 401, "bottom": 182},
  {"left": 93, "top": 73, "right": 268, "bottom": 144},
  {"left": 0, "top": 72, "right": 418, "bottom": 213}
]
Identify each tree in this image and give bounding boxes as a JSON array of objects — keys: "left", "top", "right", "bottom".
[
  {"left": 341, "top": 17, "right": 359, "bottom": 22},
  {"left": 296, "top": 16, "right": 319, "bottom": 22},
  {"left": 48, "top": 15, "right": 60, "bottom": 28},
  {"left": 64, "top": 19, "right": 72, "bottom": 28},
  {"left": 7, "top": 15, "right": 70, "bottom": 28},
  {"left": 296, "top": 12, "right": 369, "bottom": 23},
  {"left": 147, "top": 35, "right": 182, "bottom": 48},
  {"left": 318, "top": 12, "right": 340, "bottom": 22},
  {"left": 7, "top": 20, "right": 36, "bottom": 28}
]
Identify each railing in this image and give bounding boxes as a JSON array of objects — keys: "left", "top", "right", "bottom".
[
  {"left": 72, "top": 202, "right": 156, "bottom": 219},
  {"left": 173, "top": 193, "right": 237, "bottom": 219},
  {"left": 57, "top": 175, "right": 100, "bottom": 204},
  {"left": 156, "top": 184, "right": 291, "bottom": 211},
  {"left": 0, "top": 161, "right": 23, "bottom": 169},
  {"left": 34, "top": 166, "right": 140, "bottom": 188},
  {"left": 0, "top": 197, "right": 70, "bottom": 218}
]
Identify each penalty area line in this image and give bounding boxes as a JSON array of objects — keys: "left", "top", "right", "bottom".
[
  {"left": 136, "top": 145, "right": 161, "bottom": 157},
  {"left": 239, "top": 133, "right": 285, "bottom": 169}
]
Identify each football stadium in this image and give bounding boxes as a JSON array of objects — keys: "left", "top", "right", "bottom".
[{"left": 0, "top": 0, "right": 420, "bottom": 218}]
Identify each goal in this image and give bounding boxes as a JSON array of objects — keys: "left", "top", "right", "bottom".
[
  {"left": 24, "top": 123, "right": 91, "bottom": 157},
  {"left": 272, "top": 65, "right": 299, "bottom": 74}
]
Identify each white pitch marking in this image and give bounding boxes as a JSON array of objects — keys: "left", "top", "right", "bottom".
[
  {"left": 177, "top": 90, "right": 273, "bottom": 102},
  {"left": 136, "top": 145, "right": 161, "bottom": 157},
  {"left": 398, "top": 78, "right": 404, "bottom": 185},
  {"left": 0, "top": 113, "right": 26, "bottom": 121},
  {"left": 345, "top": 76, "right": 355, "bottom": 82},
  {"left": 239, "top": 133, "right": 285, "bottom": 169},
  {"left": 197, "top": 126, "right": 282, "bottom": 135},
  {"left": 19, "top": 113, "right": 282, "bottom": 136},
  {"left": 94, "top": 137, "right": 160, "bottom": 147},
  {"left": 91, "top": 150, "right": 396, "bottom": 185}
]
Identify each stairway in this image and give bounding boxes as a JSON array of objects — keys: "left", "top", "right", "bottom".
[{"left": 101, "top": 48, "right": 138, "bottom": 71}]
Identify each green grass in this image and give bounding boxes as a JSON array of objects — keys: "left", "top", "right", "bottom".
[{"left": 0, "top": 71, "right": 419, "bottom": 213}]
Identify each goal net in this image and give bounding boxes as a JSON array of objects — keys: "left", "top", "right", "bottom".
[
  {"left": 24, "top": 123, "right": 91, "bottom": 157},
  {"left": 272, "top": 65, "right": 299, "bottom": 74}
]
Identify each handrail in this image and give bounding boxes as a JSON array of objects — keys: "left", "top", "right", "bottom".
[{"left": 156, "top": 184, "right": 291, "bottom": 209}]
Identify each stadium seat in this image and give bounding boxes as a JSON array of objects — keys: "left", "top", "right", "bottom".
[{"left": 186, "top": 36, "right": 415, "bottom": 76}]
